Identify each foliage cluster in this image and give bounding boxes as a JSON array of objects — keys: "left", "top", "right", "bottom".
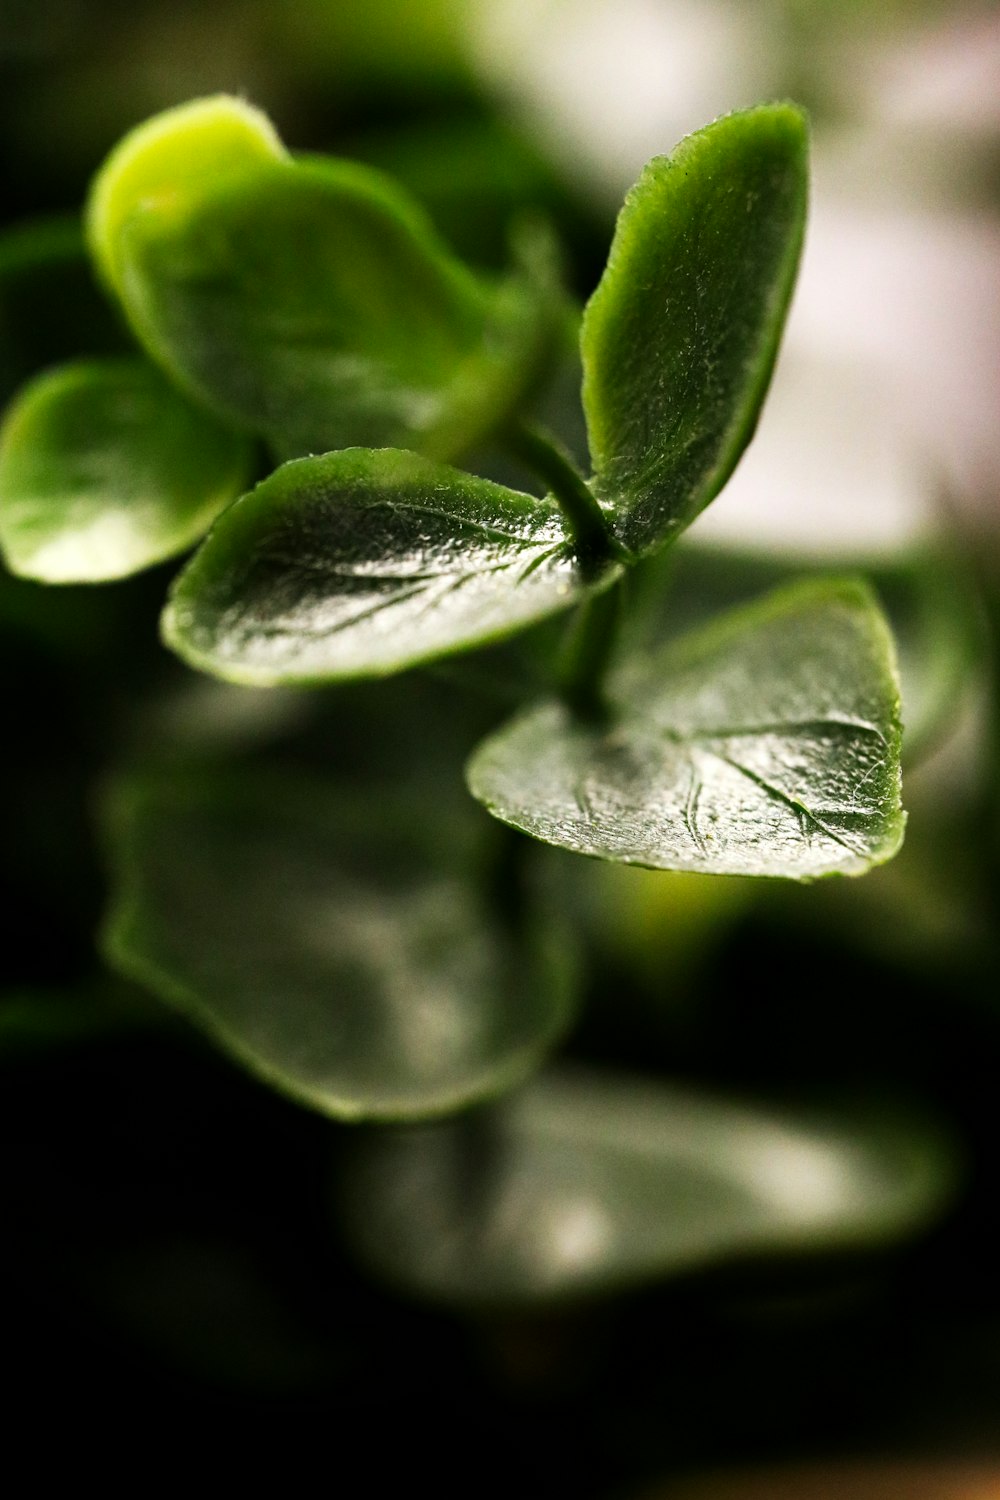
[{"left": 1, "top": 67, "right": 994, "bottom": 1485}]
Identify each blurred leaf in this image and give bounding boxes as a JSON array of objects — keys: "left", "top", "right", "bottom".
[
  {"left": 870, "top": 547, "right": 986, "bottom": 768},
  {"left": 101, "top": 772, "right": 578, "bottom": 1121},
  {"left": 581, "top": 104, "right": 807, "bottom": 557},
  {"left": 163, "top": 447, "right": 621, "bottom": 686},
  {"left": 341, "top": 1065, "right": 957, "bottom": 1305},
  {"left": 467, "top": 579, "right": 904, "bottom": 879},
  {"left": 0, "top": 216, "right": 128, "bottom": 405},
  {"left": 0, "top": 357, "right": 254, "bottom": 582},
  {"left": 86, "top": 94, "right": 286, "bottom": 298},
  {"left": 352, "top": 112, "right": 598, "bottom": 273},
  {"left": 124, "top": 674, "right": 313, "bottom": 765},
  {"left": 89, "top": 96, "right": 560, "bottom": 461}
]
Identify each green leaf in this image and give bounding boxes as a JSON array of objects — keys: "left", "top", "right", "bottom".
[
  {"left": 627, "top": 538, "right": 984, "bottom": 770},
  {"left": 467, "top": 579, "right": 904, "bottom": 879},
  {"left": 0, "top": 357, "right": 254, "bottom": 583},
  {"left": 101, "top": 773, "right": 578, "bottom": 1122},
  {"left": 340, "top": 1066, "right": 957, "bottom": 1305},
  {"left": 162, "top": 448, "right": 621, "bottom": 686},
  {"left": 86, "top": 95, "right": 286, "bottom": 299},
  {"left": 581, "top": 103, "right": 808, "bottom": 557},
  {"left": 88, "top": 97, "right": 559, "bottom": 461}
]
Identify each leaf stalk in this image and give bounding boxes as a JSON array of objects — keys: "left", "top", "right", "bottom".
[
  {"left": 505, "top": 419, "right": 620, "bottom": 568},
  {"left": 558, "top": 578, "right": 624, "bottom": 724}
]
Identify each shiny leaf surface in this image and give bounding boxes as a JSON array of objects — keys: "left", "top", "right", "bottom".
[
  {"left": 467, "top": 579, "right": 904, "bottom": 878},
  {"left": 581, "top": 104, "right": 807, "bottom": 556},
  {"left": 101, "top": 774, "right": 577, "bottom": 1122},
  {"left": 163, "top": 447, "right": 621, "bottom": 685},
  {"left": 626, "top": 538, "right": 983, "bottom": 770},
  {"left": 0, "top": 357, "right": 254, "bottom": 582},
  {"left": 342, "top": 1066, "right": 956, "bottom": 1304},
  {"left": 89, "top": 97, "right": 558, "bottom": 460}
]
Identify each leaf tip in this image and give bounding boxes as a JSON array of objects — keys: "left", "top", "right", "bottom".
[{"left": 85, "top": 93, "right": 287, "bottom": 299}]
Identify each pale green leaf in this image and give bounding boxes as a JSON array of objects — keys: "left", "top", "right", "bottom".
[
  {"left": 88, "top": 97, "right": 559, "bottom": 461},
  {"left": 86, "top": 95, "right": 286, "bottom": 298}
]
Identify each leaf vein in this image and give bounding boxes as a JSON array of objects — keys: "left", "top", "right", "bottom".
[{"left": 707, "top": 749, "right": 871, "bottom": 859}]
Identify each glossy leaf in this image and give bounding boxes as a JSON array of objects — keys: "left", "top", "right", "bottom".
[
  {"left": 467, "top": 579, "right": 904, "bottom": 879},
  {"left": 341, "top": 1066, "right": 956, "bottom": 1305},
  {"left": 581, "top": 103, "right": 808, "bottom": 556},
  {"left": 162, "top": 447, "right": 621, "bottom": 686},
  {"left": 0, "top": 358, "right": 254, "bottom": 583},
  {"left": 101, "top": 773, "right": 577, "bottom": 1122},
  {"left": 621, "top": 538, "right": 983, "bottom": 770},
  {"left": 88, "top": 97, "right": 559, "bottom": 461}
]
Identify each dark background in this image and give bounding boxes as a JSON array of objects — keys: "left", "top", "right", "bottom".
[{"left": 2, "top": 2, "right": 999, "bottom": 1490}]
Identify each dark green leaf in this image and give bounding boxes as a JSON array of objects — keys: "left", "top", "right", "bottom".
[
  {"left": 624, "top": 539, "right": 984, "bottom": 769},
  {"left": 0, "top": 357, "right": 254, "bottom": 582},
  {"left": 581, "top": 103, "right": 808, "bottom": 556},
  {"left": 101, "top": 773, "right": 578, "bottom": 1122},
  {"left": 341, "top": 1066, "right": 957, "bottom": 1305},
  {"left": 467, "top": 579, "right": 904, "bottom": 879},
  {"left": 89, "top": 97, "right": 559, "bottom": 461},
  {"left": 162, "top": 447, "right": 621, "bottom": 686}
]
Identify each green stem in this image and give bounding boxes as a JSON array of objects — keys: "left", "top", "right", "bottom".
[
  {"left": 559, "top": 578, "right": 624, "bottom": 724},
  {"left": 505, "top": 419, "right": 619, "bottom": 567}
]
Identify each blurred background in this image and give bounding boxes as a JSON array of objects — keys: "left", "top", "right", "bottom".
[{"left": 1, "top": 1, "right": 999, "bottom": 1491}]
